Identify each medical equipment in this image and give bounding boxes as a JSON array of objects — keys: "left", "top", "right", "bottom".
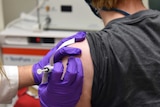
[
  {"left": 37, "top": 38, "right": 76, "bottom": 83},
  {"left": 37, "top": 65, "right": 53, "bottom": 75},
  {"left": 34, "top": 0, "right": 104, "bottom": 31},
  {"left": 37, "top": 65, "right": 53, "bottom": 83},
  {"left": 0, "top": 27, "right": 78, "bottom": 65}
]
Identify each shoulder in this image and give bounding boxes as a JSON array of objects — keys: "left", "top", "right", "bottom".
[
  {"left": 68, "top": 38, "right": 93, "bottom": 78},
  {"left": 68, "top": 38, "right": 93, "bottom": 107}
]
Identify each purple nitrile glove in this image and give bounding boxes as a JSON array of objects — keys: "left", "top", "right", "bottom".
[
  {"left": 32, "top": 31, "right": 86, "bottom": 84},
  {"left": 38, "top": 56, "right": 83, "bottom": 107},
  {"left": 54, "top": 47, "right": 82, "bottom": 63}
]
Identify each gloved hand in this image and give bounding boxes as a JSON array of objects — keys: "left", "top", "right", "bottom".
[
  {"left": 32, "top": 31, "right": 86, "bottom": 84},
  {"left": 38, "top": 56, "right": 83, "bottom": 107}
]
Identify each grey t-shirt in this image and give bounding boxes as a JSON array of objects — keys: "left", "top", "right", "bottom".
[{"left": 87, "top": 9, "right": 160, "bottom": 107}]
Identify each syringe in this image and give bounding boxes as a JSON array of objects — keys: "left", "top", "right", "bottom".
[{"left": 37, "top": 65, "right": 53, "bottom": 83}]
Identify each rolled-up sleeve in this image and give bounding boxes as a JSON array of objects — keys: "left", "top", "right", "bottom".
[{"left": 0, "top": 66, "right": 18, "bottom": 104}]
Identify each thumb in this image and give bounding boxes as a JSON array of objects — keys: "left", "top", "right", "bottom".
[{"left": 48, "top": 61, "right": 64, "bottom": 83}]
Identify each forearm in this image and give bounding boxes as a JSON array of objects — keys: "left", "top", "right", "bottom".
[{"left": 18, "top": 65, "right": 35, "bottom": 89}]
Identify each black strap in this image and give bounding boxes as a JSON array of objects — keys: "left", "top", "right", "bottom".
[{"left": 102, "top": 7, "right": 130, "bottom": 16}]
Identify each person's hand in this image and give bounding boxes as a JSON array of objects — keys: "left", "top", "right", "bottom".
[
  {"left": 32, "top": 31, "right": 86, "bottom": 84},
  {"left": 38, "top": 56, "right": 83, "bottom": 107}
]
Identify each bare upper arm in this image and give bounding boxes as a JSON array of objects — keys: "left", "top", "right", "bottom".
[{"left": 62, "top": 38, "right": 94, "bottom": 107}]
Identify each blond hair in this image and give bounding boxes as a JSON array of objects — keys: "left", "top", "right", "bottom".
[
  {"left": 0, "top": 61, "right": 7, "bottom": 78},
  {"left": 91, "top": 0, "right": 119, "bottom": 9},
  {"left": 0, "top": 61, "right": 3, "bottom": 75}
]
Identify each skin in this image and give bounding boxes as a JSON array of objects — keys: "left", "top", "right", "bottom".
[
  {"left": 18, "top": 65, "right": 35, "bottom": 89},
  {"left": 71, "top": 39, "right": 94, "bottom": 107}
]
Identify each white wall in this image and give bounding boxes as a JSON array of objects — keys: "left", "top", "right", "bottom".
[
  {"left": 143, "top": 0, "right": 149, "bottom": 8},
  {"left": 0, "top": 0, "right": 4, "bottom": 30},
  {"left": 2, "top": 0, "right": 36, "bottom": 27}
]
